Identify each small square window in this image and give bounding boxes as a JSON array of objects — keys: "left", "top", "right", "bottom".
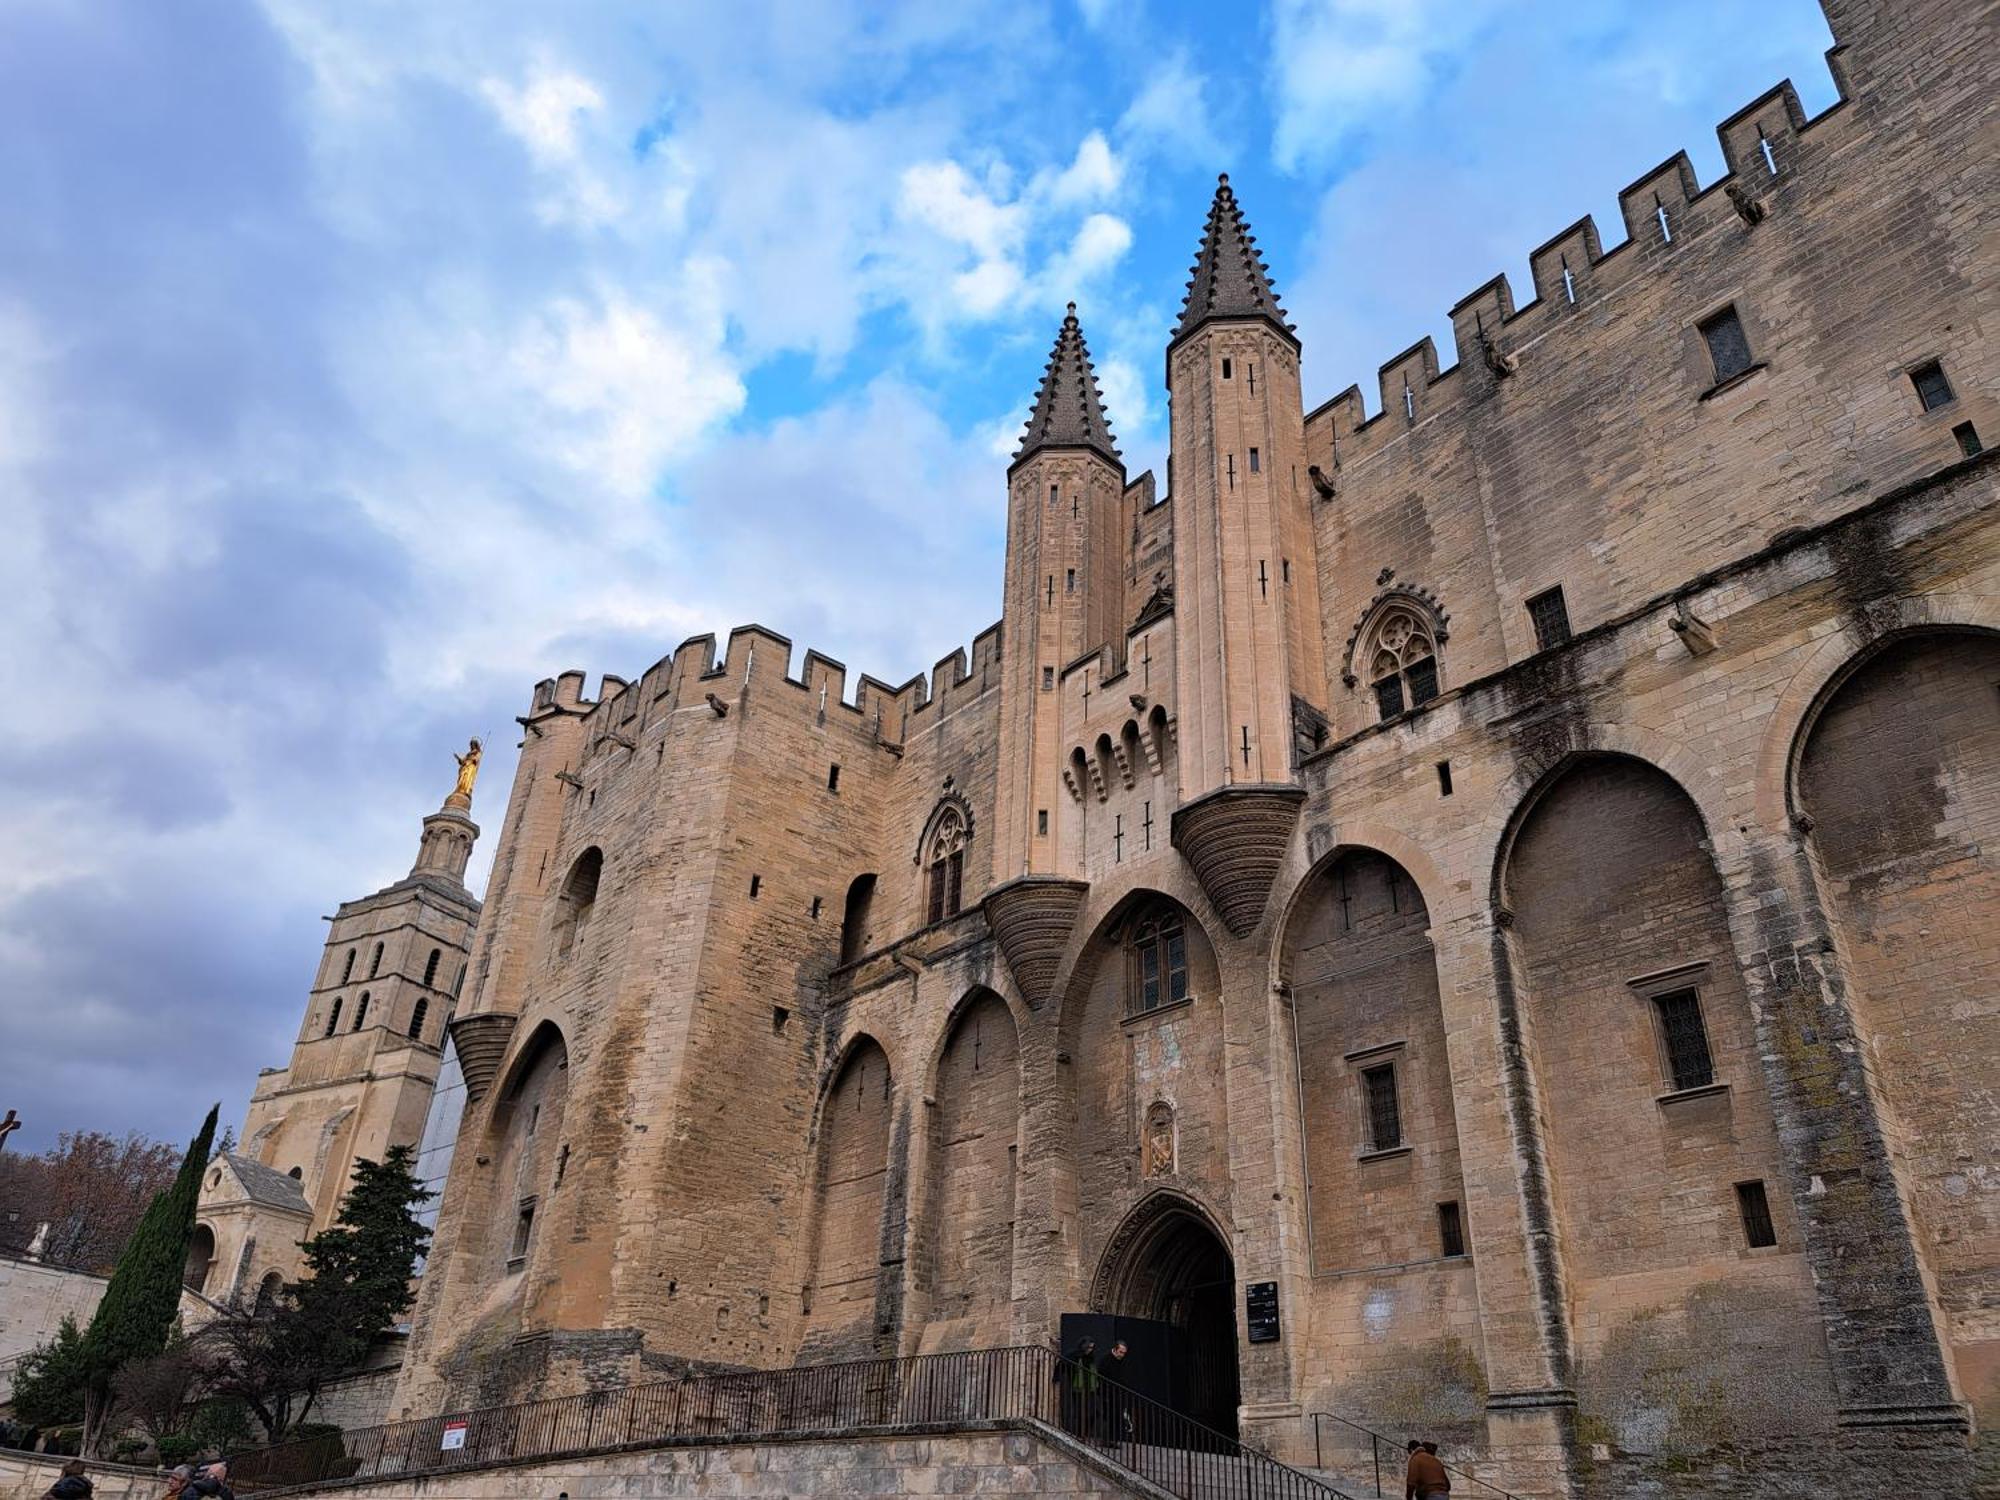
[
  {"left": 1043, "top": 666, "right": 1055, "bottom": 691},
  {"left": 1698, "top": 306, "right": 1755, "bottom": 384},
  {"left": 1954, "top": 421, "right": 1983, "bottom": 458},
  {"left": 1527, "top": 587, "right": 1571, "bottom": 651},
  {"left": 510, "top": 1198, "right": 537, "bottom": 1264},
  {"left": 1437, "top": 1201, "right": 1466, "bottom": 1258},
  {"left": 1736, "top": 1180, "right": 1777, "bottom": 1248},
  {"left": 749, "top": 874, "right": 761, "bottom": 899},
  {"left": 1361, "top": 1064, "right": 1402, "bottom": 1152},
  {"left": 1653, "top": 987, "right": 1715, "bottom": 1092},
  {"left": 1221, "top": 358, "right": 1232, "bottom": 380},
  {"left": 827, "top": 764, "right": 841, "bottom": 792},
  {"left": 1248, "top": 447, "right": 1261, "bottom": 473},
  {"left": 1910, "top": 360, "right": 1955, "bottom": 412},
  {"left": 1037, "top": 809, "right": 1049, "bottom": 836},
  {"left": 1436, "top": 761, "right": 1453, "bottom": 797},
  {"left": 1066, "top": 568, "right": 1076, "bottom": 594},
  {"left": 1049, "top": 484, "right": 1058, "bottom": 507}
]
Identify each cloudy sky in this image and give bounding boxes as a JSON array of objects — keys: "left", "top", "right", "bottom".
[{"left": 0, "top": 0, "right": 1840, "bottom": 1152}]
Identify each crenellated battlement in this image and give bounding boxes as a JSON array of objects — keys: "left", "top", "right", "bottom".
[
  {"left": 1307, "top": 67, "right": 1841, "bottom": 454},
  {"left": 525, "top": 618, "right": 1006, "bottom": 749}
]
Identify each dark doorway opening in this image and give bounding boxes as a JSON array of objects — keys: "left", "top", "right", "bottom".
[{"left": 1085, "top": 1200, "right": 1240, "bottom": 1437}]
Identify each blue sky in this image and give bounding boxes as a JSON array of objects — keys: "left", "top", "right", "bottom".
[{"left": 0, "top": 0, "right": 1840, "bottom": 1153}]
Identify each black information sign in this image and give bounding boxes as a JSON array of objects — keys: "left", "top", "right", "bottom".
[{"left": 1245, "top": 1279, "right": 1281, "bottom": 1344}]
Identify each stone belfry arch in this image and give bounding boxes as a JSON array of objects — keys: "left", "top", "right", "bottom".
[{"left": 1166, "top": 175, "right": 1324, "bottom": 936}]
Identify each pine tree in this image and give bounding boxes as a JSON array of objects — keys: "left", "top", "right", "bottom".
[
  {"left": 9, "top": 1314, "right": 89, "bottom": 1430},
  {"left": 203, "top": 1145, "right": 432, "bottom": 1438},
  {"left": 291, "top": 1144, "right": 433, "bottom": 1366},
  {"left": 78, "top": 1104, "right": 217, "bottom": 1453}
]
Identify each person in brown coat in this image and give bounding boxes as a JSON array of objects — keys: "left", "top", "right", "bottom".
[{"left": 1404, "top": 1439, "right": 1449, "bottom": 1499}]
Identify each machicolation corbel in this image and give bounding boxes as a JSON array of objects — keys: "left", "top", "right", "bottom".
[
  {"left": 1670, "top": 603, "right": 1718, "bottom": 655},
  {"left": 1726, "top": 181, "right": 1766, "bottom": 226}
]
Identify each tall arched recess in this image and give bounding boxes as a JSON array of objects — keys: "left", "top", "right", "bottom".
[
  {"left": 801, "top": 1037, "right": 895, "bottom": 1359},
  {"left": 1797, "top": 630, "right": 2000, "bottom": 1416},
  {"left": 1500, "top": 754, "right": 1833, "bottom": 1447},
  {"left": 1282, "top": 848, "right": 1465, "bottom": 1273},
  {"left": 918, "top": 991, "right": 1020, "bottom": 1350}
]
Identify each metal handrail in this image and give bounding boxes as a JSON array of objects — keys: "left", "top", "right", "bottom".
[
  {"left": 226, "top": 1344, "right": 1349, "bottom": 1500},
  {"left": 1307, "top": 1409, "right": 1519, "bottom": 1500}
]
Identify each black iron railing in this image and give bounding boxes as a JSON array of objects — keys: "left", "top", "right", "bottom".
[
  {"left": 1308, "top": 1410, "right": 1519, "bottom": 1500},
  {"left": 228, "top": 1345, "right": 1346, "bottom": 1500}
]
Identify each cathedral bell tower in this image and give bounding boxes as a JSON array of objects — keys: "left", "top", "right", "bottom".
[
  {"left": 190, "top": 748, "right": 483, "bottom": 1304},
  {"left": 985, "top": 304, "right": 1123, "bottom": 1003},
  {"left": 1165, "top": 175, "right": 1326, "bottom": 937}
]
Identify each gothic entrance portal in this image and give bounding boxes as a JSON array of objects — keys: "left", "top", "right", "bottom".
[{"left": 1089, "top": 1196, "right": 1240, "bottom": 1437}]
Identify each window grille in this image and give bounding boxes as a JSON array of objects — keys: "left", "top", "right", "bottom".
[
  {"left": 1910, "top": 360, "right": 1955, "bottom": 411},
  {"left": 1654, "top": 987, "right": 1715, "bottom": 1091},
  {"left": 1527, "top": 587, "right": 1571, "bottom": 651},
  {"left": 1438, "top": 1201, "right": 1466, "bottom": 1257},
  {"left": 1128, "top": 906, "right": 1189, "bottom": 1013},
  {"left": 1362, "top": 1064, "right": 1402, "bottom": 1151},
  {"left": 1699, "top": 306, "right": 1754, "bottom": 383},
  {"left": 1736, "top": 1180, "right": 1777, "bottom": 1247}
]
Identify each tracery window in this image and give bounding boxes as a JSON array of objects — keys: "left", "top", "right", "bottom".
[
  {"left": 1128, "top": 903, "right": 1189, "bottom": 1014},
  {"left": 925, "top": 808, "right": 967, "bottom": 925},
  {"left": 1369, "top": 609, "right": 1440, "bottom": 721}
]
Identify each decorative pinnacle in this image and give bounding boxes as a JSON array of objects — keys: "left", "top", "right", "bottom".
[
  {"left": 1174, "top": 172, "right": 1296, "bottom": 347},
  {"left": 1014, "top": 302, "right": 1122, "bottom": 469}
]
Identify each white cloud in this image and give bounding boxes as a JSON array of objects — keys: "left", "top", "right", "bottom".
[
  {"left": 1044, "top": 131, "right": 1122, "bottom": 206},
  {"left": 899, "top": 159, "right": 1025, "bottom": 260},
  {"left": 1042, "top": 212, "right": 1133, "bottom": 299},
  {"left": 480, "top": 66, "right": 604, "bottom": 164},
  {"left": 508, "top": 292, "right": 745, "bottom": 496},
  {"left": 1117, "top": 51, "right": 1224, "bottom": 165},
  {"left": 1269, "top": 0, "right": 1500, "bottom": 170},
  {"left": 1095, "top": 355, "right": 1148, "bottom": 451}
]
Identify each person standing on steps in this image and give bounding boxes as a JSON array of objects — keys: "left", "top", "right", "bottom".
[
  {"left": 1098, "top": 1339, "right": 1134, "bottom": 1445},
  {"left": 1405, "top": 1439, "right": 1450, "bottom": 1499},
  {"left": 1056, "top": 1336, "right": 1100, "bottom": 1438}
]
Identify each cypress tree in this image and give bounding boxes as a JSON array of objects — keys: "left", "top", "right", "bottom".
[{"left": 79, "top": 1103, "right": 217, "bottom": 1452}]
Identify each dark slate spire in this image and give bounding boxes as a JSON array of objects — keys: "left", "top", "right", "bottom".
[
  {"left": 1013, "top": 302, "right": 1122, "bottom": 470},
  {"left": 1173, "top": 173, "right": 1296, "bottom": 348}
]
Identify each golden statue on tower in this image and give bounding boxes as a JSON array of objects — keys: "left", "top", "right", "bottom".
[{"left": 446, "top": 737, "right": 482, "bottom": 811}]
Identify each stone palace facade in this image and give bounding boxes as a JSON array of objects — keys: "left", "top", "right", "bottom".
[{"left": 206, "top": 1, "right": 1996, "bottom": 1492}]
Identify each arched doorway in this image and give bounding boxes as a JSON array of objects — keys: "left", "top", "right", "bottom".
[{"left": 1093, "top": 1197, "right": 1239, "bottom": 1436}]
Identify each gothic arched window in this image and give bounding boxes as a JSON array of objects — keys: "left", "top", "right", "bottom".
[
  {"left": 340, "top": 949, "right": 356, "bottom": 984},
  {"left": 423, "top": 948, "right": 441, "bottom": 988},
  {"left": 1128, "top": 903, "right": 1189, "bottom": 1014},
  {"left": 368, "top": 942, "right": 384, "bottom": 979},
  {"left": 324, "top": 996, "right": 343, "bottom": 1037},
  {"left": 409, "top": 996, "right": 429, "bottom": 1042},
  {"left": 926, "top": 808, "right": 967, "bottom": 925},
  {"left": 353, "top": 991, "right": 370, "bottom": 1031},
  {"left": 1368, "top": 608, "right": 1440, "bottom": 721}
]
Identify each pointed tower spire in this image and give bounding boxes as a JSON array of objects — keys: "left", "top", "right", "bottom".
[
  {"left": 1013, "top": 302, "right": 1122, "bottom": 470},
  {"left": 1173, "top": 173, "right": 1296, "bottom": 350}
]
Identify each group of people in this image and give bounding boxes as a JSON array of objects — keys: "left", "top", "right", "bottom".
[
  {"left": 39, "top": 1458, "right": 234, "bottom": 1500},
  {"left": 1055, "top": 1335, "right": 1134, "bottom": 1443}
]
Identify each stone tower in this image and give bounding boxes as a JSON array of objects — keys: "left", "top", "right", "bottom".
[
  {"left": 189, "top": 771, "right": 481, "bottom": 1304},
  {"left": 992, "top": 303, "right": 1125, "bottom": 884},
  {"left": 1165, "top": 175, "right": 1326, "bottom": 935}
]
